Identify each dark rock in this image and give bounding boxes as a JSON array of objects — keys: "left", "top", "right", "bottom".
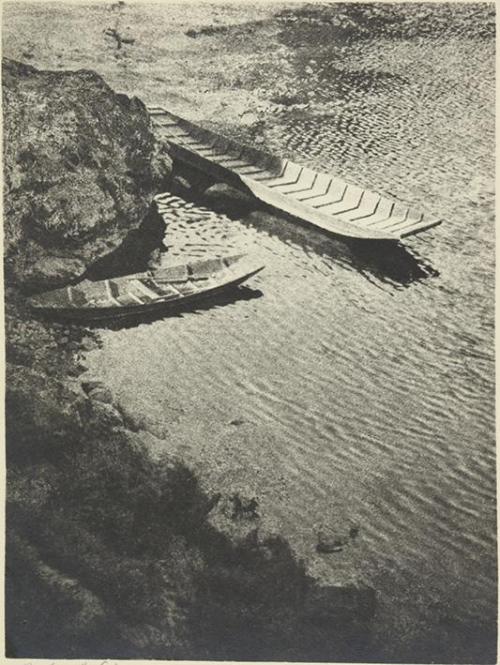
[
  {"left": 90, "top": 388, "right": 115, "bottom": 405},
  {"left": 3, "top": 58, "right": 172, "bottom": 287},
  {"left": 202, "top": 182, "right": 256, "bottom": 215},
  {"left": 231, "top": 494, "right": 259, "bottom": 520},
  {"left": 87, "top": 399, "right": 124, "bottom": 430},
  {"left": 21, "top": 256, "right": 86, "bottom": 290},
  {"left": 82, "top": 381, "right": 114, "bottom": 405},
  {"left": 81, "top": 380, "right": 105, "bottom": 395},
  {"left": 172, "top": 162, "right": 215, "bottom": 194},
  {"left": 170, "top": 175, "right": 193, "bottom": 197},
  {"left": 83, "top": 200, "right": 167, "bottom": 280}
]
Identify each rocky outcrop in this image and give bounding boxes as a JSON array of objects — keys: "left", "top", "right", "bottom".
[{"left": 3, "top": 58, "right": 172, "bottom": 290}]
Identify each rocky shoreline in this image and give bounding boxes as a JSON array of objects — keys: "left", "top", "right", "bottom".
[{"left": 5, "top": 58, "right": 376, "bottom": 659}]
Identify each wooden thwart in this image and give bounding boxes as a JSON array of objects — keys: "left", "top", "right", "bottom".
[{"left": 148, "top": 105, "right": 442, "bottom": 242}]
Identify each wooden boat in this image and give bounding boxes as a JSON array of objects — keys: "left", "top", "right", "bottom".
[
  {"left": 28, "top": 254, "right": 264, "bottom": 321},
  {"left": 147, "top": 105, "right": 442, "bottom": 242}
]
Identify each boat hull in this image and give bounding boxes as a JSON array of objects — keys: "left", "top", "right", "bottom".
[
  {"left": 148, "top": 105, "right": 442, "bottom": 242},
  {"left": 28, "top": 255, "right": 264, "bottom": 322}
]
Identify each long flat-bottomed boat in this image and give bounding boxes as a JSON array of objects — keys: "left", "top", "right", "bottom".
[
  {"left": 28, "top": 254, "right": 264, "bottom": 321},
  {"left": 148, "top": 105, "right": 441, "bottom": 242}
]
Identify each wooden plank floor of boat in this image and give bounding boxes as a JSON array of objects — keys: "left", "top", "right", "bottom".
[{"left": 148, "top": 105, "right": 442, "bottom": 242}]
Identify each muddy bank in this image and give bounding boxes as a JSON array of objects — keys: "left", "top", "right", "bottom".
[{"left": 5, "top": 58, "right": 375, "bottom": 659}]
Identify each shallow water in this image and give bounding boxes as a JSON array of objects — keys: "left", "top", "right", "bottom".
[{"left": 78, "top": 5, "right": 495, "bottom": 662}]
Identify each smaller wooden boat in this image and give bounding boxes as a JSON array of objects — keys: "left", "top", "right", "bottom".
[{"left": 28, "top": 254, "right": 264, "bottom": 321}]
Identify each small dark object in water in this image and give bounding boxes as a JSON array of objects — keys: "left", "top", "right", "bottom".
[
  {"left": 228, "top": 418, "right": 245, "bottom": 427},
  {"left": 231, "top": 495, "right": 259, "bottom": 520},
  {"left": 104, "top": 27, "right": 135, "bottom": 49},
  {"left": 316, "top": 527, "right": 346, "bottom": 553}
]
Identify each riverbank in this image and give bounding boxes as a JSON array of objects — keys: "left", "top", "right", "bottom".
[{"left": 4, "top": 56, "right": 375, "bottom": 659}]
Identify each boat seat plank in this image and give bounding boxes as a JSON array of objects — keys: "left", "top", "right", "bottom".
[
  {"left": 163, "top": 127, "right": 191, "bottom": 137},
  {"left": 154, "top": 264, "right": 190, "bottom": 283},
  {"left": 354, "top": 197, "right": 394, "bottom": 226},
  {"left": 218, "top": 159, "right": 253, "bottom": 169},
  {"left": 372, "top": 202, "right": 409, "bottom": 230},
  {"left": 69, "top": 287, "right": 87, "bottom": 307},
  {"left": 258, "top": 161, "right": 302, "bottom": 188},
  {"left": 341, "top": 190, "right": 380, "bottom": 222},
  {"left": 179, "top": 137, "right": 208, "bottom": 147},
  {"left": 291, "top": 172, "right": 333, "bottom": 201},
  {"left": 116, "top": 291, "right": 144, "bottom": 307},
  {"left": 140, "top": 277, "right": 171, "bottom": 297},
  {"left": 129, "top": 280, "right": 159, "bottom": 302},
  {"left": 317, "top": 184, "right": 364, "bottom": 216},
  {"left": 190, "top": 257, "right": 225, "bottom": 279},
  {"left": 273, "top": 167, "right": 317, "bottom": 195},
  {"left": 173, "top": 280, "right": 199, "bottom": 295},
  {"left": 310, "top": 179, "right": 349, "bottom": 209}
]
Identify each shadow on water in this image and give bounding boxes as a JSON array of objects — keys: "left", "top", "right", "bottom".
[
  {"left": 240, "top": 209, "right": 439, "bottom": 287},
  {"left": 33, "top": 285, "right": 263, "bottom": 331}
]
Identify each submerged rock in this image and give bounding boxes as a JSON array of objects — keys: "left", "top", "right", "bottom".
[
  {"left": 202, "top": 182, "right": 257, "bottom": 215},
  {"left": 316, "top": 519, "right": 361, "bottom": 554}
]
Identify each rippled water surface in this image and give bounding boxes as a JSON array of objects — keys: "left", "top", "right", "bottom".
[{"left": 85, "top": 5, "right": 495, "bottom": 662}]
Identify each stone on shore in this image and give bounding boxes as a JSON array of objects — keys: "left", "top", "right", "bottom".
[
  {"left": 3, "top": 57, "right": 172, "bottom": 290},
  {"left": 22, "top": 256, "right": 86, "bottom": 290}
]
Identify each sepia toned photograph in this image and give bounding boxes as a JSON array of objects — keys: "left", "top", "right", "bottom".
[{"left": 3, "top": 0, "right": 496, "bottom": 662}]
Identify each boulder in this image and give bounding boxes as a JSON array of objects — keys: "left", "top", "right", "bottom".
[
  {"left": 87, "top": 400, "right": 124, "bottom": 431},
  {"left": 81, "top": 381, "right": 114, "bottom": 405},
  {"left": 3, "top": 58, "right": 172, "bottom": 288},
  {"left": 21, "top": 256, "right": 86, "bottom": 290},
  {"left": 202, "top": 182, "right": 256, "bottom": 215}
]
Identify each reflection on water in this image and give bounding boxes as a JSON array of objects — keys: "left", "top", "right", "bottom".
[{"left": 85, "top": 5, "right": 495, "bottom": 663}]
